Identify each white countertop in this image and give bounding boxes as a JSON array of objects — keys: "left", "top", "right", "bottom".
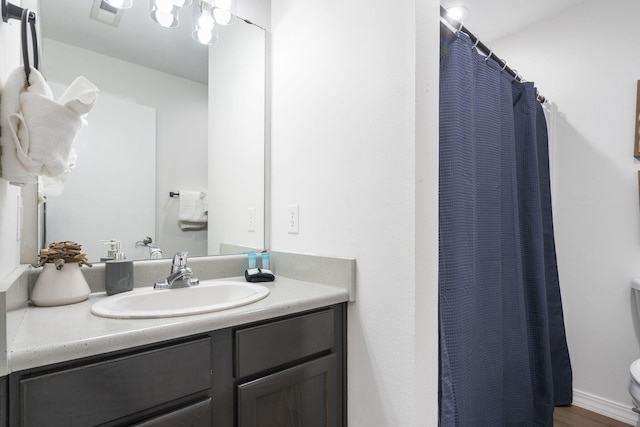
[{"left": 7, "top": 276, "right": 349, "bottom": 373}]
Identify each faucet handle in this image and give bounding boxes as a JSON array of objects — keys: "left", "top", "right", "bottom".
[{"left": 171, "top": 251, "right": 189, "bottom": 273}]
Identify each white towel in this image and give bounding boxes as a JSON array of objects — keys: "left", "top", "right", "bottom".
[
  {"left": 179, "top": 190, "right": 208, "bottom": 230},
  {"left": 0, "top": 67, "right": 99, "bottom": 185}
]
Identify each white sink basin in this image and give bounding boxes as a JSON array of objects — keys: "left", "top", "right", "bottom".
[{"left": 91, "top": 280, "right": 270, "bottom": 319}]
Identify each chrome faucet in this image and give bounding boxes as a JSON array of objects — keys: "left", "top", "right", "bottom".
[
  {"left": 154, "top": 251, "right": 200, "bottom": 289},
  {"left": 148, "top": 244, "right": 163, "bottom": 259}
]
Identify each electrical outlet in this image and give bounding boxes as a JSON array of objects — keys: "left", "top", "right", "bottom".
[
  {"left": 288, "top": 204, "right": 299, "bottom": 234},
  {"left": 248, "top": 207, "right": 256, "bottom": 232}
]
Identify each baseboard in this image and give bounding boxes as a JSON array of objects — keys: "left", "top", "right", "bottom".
[{"left": 573, "top": 389, "right": 638, "bottom": 425}]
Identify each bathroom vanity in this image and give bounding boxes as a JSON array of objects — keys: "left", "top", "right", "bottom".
[
  {"left": 0, "top": 253, "right": 355, "bottom": 427},
  {"left": 7, "top": 304, "right": 345, "bottom": 426}
]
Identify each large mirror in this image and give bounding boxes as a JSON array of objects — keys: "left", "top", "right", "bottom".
[{"left": 37, "top": 0, "right": 269, "bottom": 263}]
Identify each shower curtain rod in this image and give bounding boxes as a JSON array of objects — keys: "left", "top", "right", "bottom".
[{"left": 439, "top": 6, "right": 546, "bottom": 103}]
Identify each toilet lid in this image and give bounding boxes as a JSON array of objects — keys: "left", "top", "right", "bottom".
[{"left": 630, "top": 359, "right": 640, "bottom": 382}]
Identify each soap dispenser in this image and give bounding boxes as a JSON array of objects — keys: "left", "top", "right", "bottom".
[
  {"left": 105, "top": 241, "right": 133, "bottom": 295},
  {"left": 100, "top": 239, "right": 119, "bottom": 262}
]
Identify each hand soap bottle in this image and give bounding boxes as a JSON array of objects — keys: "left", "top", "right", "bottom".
[
  {"left": 105, "top": 241, "right": 133, "bottom": 296},
  {"left": 100, "top": 239, "right": 118, "bottom": 262}
]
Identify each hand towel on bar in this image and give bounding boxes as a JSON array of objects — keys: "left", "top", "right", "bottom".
[
  {"left": 0, "top": 67, "right": 99, "bottom": 185},
  {"left": 179, "top": 190, "right": 208, "bottom": 230}
]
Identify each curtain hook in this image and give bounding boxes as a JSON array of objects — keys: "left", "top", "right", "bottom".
[
  {"left": 472, "top": 36, "right": 480, "bottom": 50},
  {"left": 484, "top": 49, "right": 493, "bottom": 62},
  {"left": 500, "top": 60, "right": 508, "bottom": 71},
  {"left": 457, "top": 19, "right": 464, "bottom": 33}
]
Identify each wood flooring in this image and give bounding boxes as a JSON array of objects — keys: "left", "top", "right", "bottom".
[{"left": 554, "top": 405, "right": 634, "bottom": 427}]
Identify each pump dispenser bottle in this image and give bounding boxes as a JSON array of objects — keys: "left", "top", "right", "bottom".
[
  {"left": 105, "top": 241, "right": 133, "bottom": 295},
  {"left": 100, "top": 239, "right": 119, "bottom": 262}
]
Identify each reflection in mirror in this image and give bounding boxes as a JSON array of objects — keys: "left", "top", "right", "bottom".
[{"left": 37, "top": 0, "right": 266, "bottom": 262}]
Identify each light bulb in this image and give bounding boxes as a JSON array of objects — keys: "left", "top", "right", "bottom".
[
  {"left": 155, "top": 0, "right": 174, "bottom": 12},
  {"left": 151, "top": 9, "right": 178, "bottom": 27},
  {"left": 213, "top": 7, "right": 233, "bottom": 25},
  {"left": 211, "top": 0, "right": 235, "bottom": 25},
  {"left": 195, "top": 30, "right": 212, "bottom": 44},
  {"left": 198, "top": 14, "right": 215, "bottom": 31},
  {"left": 446, "top": 6, "right": 467, "bottom": 22},
  {"left": 150, "top": 0, "right": 179, "bottom": 27},
  {"left": 192, "top": 24, "right": 218, "bottom": 45}
]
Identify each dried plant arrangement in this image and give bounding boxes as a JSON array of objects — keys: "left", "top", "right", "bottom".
[{"left": 37, "top": 241, "right": 93, "bottom": 270}]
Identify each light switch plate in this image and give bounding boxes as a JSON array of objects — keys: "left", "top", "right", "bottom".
[
  {"left": 248, "top": 207, "right": 256, "bottom": 232},
  {"left": 288, "top": 204, "right": 299, "bottom": 234}
]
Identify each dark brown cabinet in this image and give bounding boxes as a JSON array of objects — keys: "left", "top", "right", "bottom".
[
  {"left": 238, "top": 354, "right": 338, "bottom": 427},
  {"left": 131, "top": 397, "right": 212, "bottom": 427},
  {"left": 235, "top": 305, "right": 345, "bottom": 427},
  {"left": 7, "top": 303, "right": 346, "bottom": 427},
  {"left": 9, "top": 337, "right": 214, "bottom": 427},
  {"left": 1, "top": 376, "right": 7, "bottom": 427}
]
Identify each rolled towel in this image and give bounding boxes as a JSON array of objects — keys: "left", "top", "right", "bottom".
[
  {"left": 0, "top": 67, "right": 99, "bottom": 185},
  {"left": 179, "top": 190, "right": 208, "bottom": 230}
]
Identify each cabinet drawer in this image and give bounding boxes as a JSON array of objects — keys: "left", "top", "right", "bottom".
[
  {"left": 132, "top": 397, "right": 212, "bottom": 427},
  {"left": 235, "top": 309, "right": 335, "bottom": 378},
  {"left": 19, "top": 338, "right": 212, "bottom": 427}
]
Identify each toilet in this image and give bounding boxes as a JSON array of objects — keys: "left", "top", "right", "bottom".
[
  {"left": 630, "top": 359, "right": 640, "bottom": 412},
  {"left": 630, "top": 279, "right": 640, "bottom": 412}
]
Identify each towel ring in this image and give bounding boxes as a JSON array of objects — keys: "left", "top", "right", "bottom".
[{"left": 20, "top": 7, "right": 38, "bottom": 85}]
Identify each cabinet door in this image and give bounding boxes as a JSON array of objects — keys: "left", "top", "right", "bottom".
[{"left": 238, "top": 354, "right": 337, "bottom": 427}]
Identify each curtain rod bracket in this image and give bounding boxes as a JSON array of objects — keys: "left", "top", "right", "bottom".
[{"left": 2, "top": 0, "right": 35, "bottom": 24}]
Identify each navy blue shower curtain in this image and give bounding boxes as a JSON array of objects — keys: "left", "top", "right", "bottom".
[{"left": 439, "top": 27, "right": 572, "bottom": 426}]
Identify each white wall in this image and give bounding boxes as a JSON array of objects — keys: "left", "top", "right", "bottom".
[
  {"left": 41, "top": 39, "right": 208, "bottom": 259},
  {"left": 45, "top": 85, "right": 156, "bottom": 262},
  {"left": 208, "top": 21, "right": 265, "bottom": 255},
  {"left": 270, "top": 1, "right": 439, "bottom": 425},
  {"left": 491, "top": 0, "right": 640, "bottom": 419}
]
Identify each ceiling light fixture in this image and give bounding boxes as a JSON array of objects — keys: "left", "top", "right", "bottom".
[
  {"left": 192, "top": 0, "right": 218, "bottom": 45},
  {"left": 107, "top": 0, "right": 237, "bottom": 45},
  {"left": 149, "top": 0, "right": 179, "bottom": 28}
]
